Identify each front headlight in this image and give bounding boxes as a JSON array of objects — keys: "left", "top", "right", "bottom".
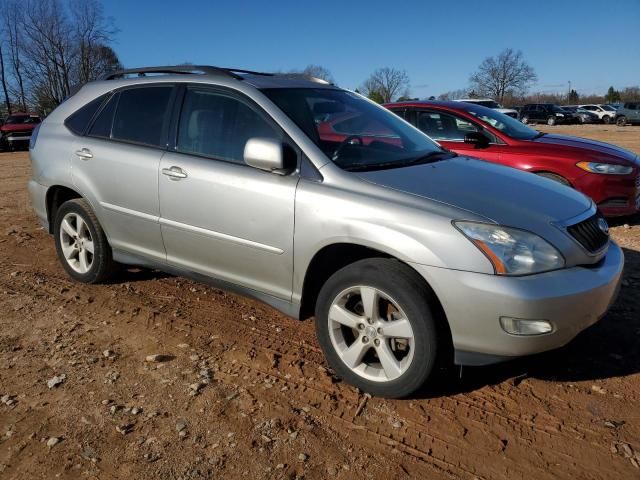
[
  {"left": 576, "top": 161, "right": 633, "bottom": 175},
  {"left": 454, "top": 222, "right": 565, "bottom": 275}
]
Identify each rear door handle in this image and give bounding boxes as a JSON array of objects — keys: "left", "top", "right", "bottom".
[
  {"left": 162, "top": 166, "right": 188, "bottom": 180},
  {"left": 75, "top": 148, "right": 93, "bottom": 159}
]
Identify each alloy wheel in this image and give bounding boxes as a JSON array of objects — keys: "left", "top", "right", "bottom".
[
  {"left": 59, "top": 212, "right": 94, "bottom": 274},
  {"left": 327, "top": 286, "right": 415, "bottom": 382}
]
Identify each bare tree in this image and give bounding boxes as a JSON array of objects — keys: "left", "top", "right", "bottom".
[
  {"left": 437, "top": 88, "right": 469, "bottom": 101},
  {"left": 2, "top": 0, "right": 27, "bottom": 111},
  {"left": 13, "top": 0, "right": 119, "bottom": 112},
  {"left": 301, "top": 64, "right": 334, "bottom": 83},
  {"left": 70, "top": 0, "right": 119, "bottom": 84},
  {"left": 469, "top": 49, "right": 537, "bottom": 102},
  {"left": 360, "top": 67, "right": 410, "bottom": 103},
  {"left": 0, "top": 44, "right": 11, "bottom": 114}
]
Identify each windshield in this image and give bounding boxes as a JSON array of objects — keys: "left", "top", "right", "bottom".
[
  {"left": 461, "top": 104, "right": 540, "bottom": 140},
  {"left": 551, "top": 105, "right": 565, "bottom": 113},
  {"left": 262, "top": 88, "right": 447, "bottom": 171},
  {"left": 5, "top": 115, "right": 40, "bottom": 125},
  {"left": 602, "top": 105, "right": 616, "bottom": 112}
]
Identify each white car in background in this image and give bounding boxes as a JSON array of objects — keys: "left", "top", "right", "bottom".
[
  {"left": 578, "top": 104, "right": 617, "bottom": 124},
  {"left": 455, "top": 98, "right": 519, "bottom": 118}
]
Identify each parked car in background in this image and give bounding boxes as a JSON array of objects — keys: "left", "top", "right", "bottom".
[
  {"left": 562, "top": 106, "right": 599, "bottom": 124},
  {"left": 607, "top": 103, "right": 623, "bottom": 110},
  {"left": 455, "top": 98, "right": 518, "bottom": 118},
  {"left": 579, "top": 104, "right": 617, "bottom": 124},
  {"left": 385, "top": 100, "right": 640, "bottom": 217},
  {"left": 615, "top": 102, "right": 640, "bottom": 126},
  {"left": 0, "top": 113, "right": 42, "bottom": 151},
  {"left": 28, "top": 65, "right": 625, "bottom": 398},
  {"left": 519, "top": 103, "right": 574, "bottom": 125}
]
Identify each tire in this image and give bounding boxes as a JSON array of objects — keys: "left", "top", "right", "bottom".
[
  {"left": 603, "top": 115, "right": 612, "bottom": 124},
  {"left": 53, "top": 198, "right": 116, "bottom": 284},
  {"left": 536, "top": 171, "right": 571, "bottom": 186},
  {"left": 616, "top": 116, "right": 627, "bottom": 127},
  {"left": 315, "top": 258, "right": 441, "bottom": 398},
  {"left": 521, "top": 116, "right": 529, "bottom": 124},
  {"left": 547, "top": 116, "right": 556, "bottom": 126}
]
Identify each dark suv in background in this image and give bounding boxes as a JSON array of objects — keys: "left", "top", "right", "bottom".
[{"left": 519, "top": 104, "right": 574, "bottom": 126}]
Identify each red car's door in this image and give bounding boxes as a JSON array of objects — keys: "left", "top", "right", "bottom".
[{"left": 413, "top": 109, "right": 508, "bottom": 164}]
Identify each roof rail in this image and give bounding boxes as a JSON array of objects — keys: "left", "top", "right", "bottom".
[
  {"left": 100, "top": 65, "right": 277, "bottom": 81},
  {"left": 99, "top": 65, "right": 332, "bottom": 85},
  {"left": 100, "top": 65, "right": 238, "bottom": 81}
]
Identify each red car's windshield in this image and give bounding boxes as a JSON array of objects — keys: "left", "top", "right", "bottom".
[{"left": 4, "top": 115, "right": 40, "bottom": 125}]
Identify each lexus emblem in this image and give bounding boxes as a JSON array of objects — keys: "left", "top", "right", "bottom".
[{"left": 597, "top": 217, "right": 609, "bottom": 235}]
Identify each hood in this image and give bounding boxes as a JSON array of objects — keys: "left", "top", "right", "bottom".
[
  {"left": 532, "top": 134, "right": 639, "bottom": 165},
  {"left": 356, "top": 156, "right": 592, "bottom": 229},
  {"left": 1, "top": 123, "right": 36, "bottom": 132}
]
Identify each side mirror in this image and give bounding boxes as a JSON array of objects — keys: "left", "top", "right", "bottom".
[
  {"left": 244, "top": 138, "right": 293, "bottom": 174},
  {"left": 463, "top": 131, "right": 490, "bottom": 148}
]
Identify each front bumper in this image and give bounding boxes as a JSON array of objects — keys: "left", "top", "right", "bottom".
[
  {"left": 575, "top": 171, "right": 640, "bottom": 217},
  {"left": 411, "top": 241, "right": 624, "bottom": 365}
]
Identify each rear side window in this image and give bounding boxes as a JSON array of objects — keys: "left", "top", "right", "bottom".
[
  {"left": 111, "top": 86, "right": 173, "bottom": 147},
  {"left": 65, "top": 94, "right": 109, "bottom": 135}
]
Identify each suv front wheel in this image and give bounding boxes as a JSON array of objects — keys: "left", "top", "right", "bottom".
[
  {"left": 315, "top": 258, "right": 440, "bottom": 398},
  {"left": 54, "top": 198, "right": 116, "bottom": 284}
]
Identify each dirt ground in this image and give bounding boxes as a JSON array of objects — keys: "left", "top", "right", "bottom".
[{"left": 1, "top": 124, "right": 639, "bottom": 480}]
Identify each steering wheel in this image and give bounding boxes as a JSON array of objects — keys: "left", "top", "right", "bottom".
[{"left": 332, "top": 135, "right": 364, "bottom": 162}]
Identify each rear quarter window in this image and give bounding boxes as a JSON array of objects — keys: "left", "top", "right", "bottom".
[{"left": 64, "top": 94, "right": 109, "bottom": 135}]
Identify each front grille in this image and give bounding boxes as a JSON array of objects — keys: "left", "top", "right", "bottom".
[
  {"left": 567, "top": 213, "right": 609, "bottom": 253},
  {"left": 598, "top": 198, "right": 629, "bottom": 209}
]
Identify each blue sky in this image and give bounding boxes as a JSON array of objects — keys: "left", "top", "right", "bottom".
[{"left": 102, "top": 0, "right": 640, "bottom": 98}]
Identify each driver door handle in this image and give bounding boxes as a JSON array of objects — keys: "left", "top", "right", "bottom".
[
  {"left": 75, "top": 148, "right": 93, "bottom": 160},
  {"left": 162, "top": 166, "right": 188, "bottom": 180}
]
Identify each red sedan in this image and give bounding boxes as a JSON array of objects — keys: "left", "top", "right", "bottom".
[{"left": 385, "top": 101, "right": 640, "bottom": 217}]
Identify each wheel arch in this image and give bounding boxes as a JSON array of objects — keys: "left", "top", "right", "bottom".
[
  {"left": 45, "top": 185, "right": 83, "bottom": 233},
  {"left": 298, "top": 242, "right": 453, "bottom": 362}
]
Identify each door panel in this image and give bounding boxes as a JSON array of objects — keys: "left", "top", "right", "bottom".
[
  {"left": 71, "top": 138, "right": 165, "bottom": 261},
  {"left": 159, "top": 152, "right": 297, "bottom": 299},
  {"left": 158, "top": 85, "right": 297, "bottom": 300}
]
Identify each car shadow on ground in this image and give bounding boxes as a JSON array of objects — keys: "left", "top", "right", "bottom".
[
  {"left": 106, "top": 266, "right": 173, "bottom": 284},
  {"left": 609, "top": 212, "right": 640, "bottom": 227},
  {"left": 417, "top": 247, "right": 640, "bottom": 399}
]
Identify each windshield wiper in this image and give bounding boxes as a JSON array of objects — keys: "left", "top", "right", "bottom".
[
  {"left": 532, "top": 132, "right": 547, "bottom": 140},
  {"left": 345, "top": 151, "right": 456, "bottom": 172}
]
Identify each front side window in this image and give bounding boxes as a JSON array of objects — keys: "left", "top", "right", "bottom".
[
  {"left": 176, "top": 88, "right": 283, "bottom": 164},
  {"left": 262, "top": 88, "right": 446, "bottom": 171},
  {"left": 462, "top": 103, "right": 540, "bottom": 140},
  {"left": 111, "top": 86, "right": 173, "bottom": 147},
  {"left": 416, "top": 111, "right": 479, "bottom": 141}
]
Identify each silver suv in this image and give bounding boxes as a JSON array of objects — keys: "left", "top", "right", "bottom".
[{"left": 28, "top": 65, "right": 623, "bottom": 398}]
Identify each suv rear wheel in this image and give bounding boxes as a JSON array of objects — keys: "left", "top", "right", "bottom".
[
  {"left": 54, "top": 198, "right": 116, "bottom": 284},
  {"left": 315, "top": 258, "right": 439, "bottom": 398}
]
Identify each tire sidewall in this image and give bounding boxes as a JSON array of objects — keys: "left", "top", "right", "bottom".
[
  {"left": 315, "top": 259, "right": 438, "bottom": 398},
  {"left": 53, "top": 199, "right": 110, "bottom": 284}
]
